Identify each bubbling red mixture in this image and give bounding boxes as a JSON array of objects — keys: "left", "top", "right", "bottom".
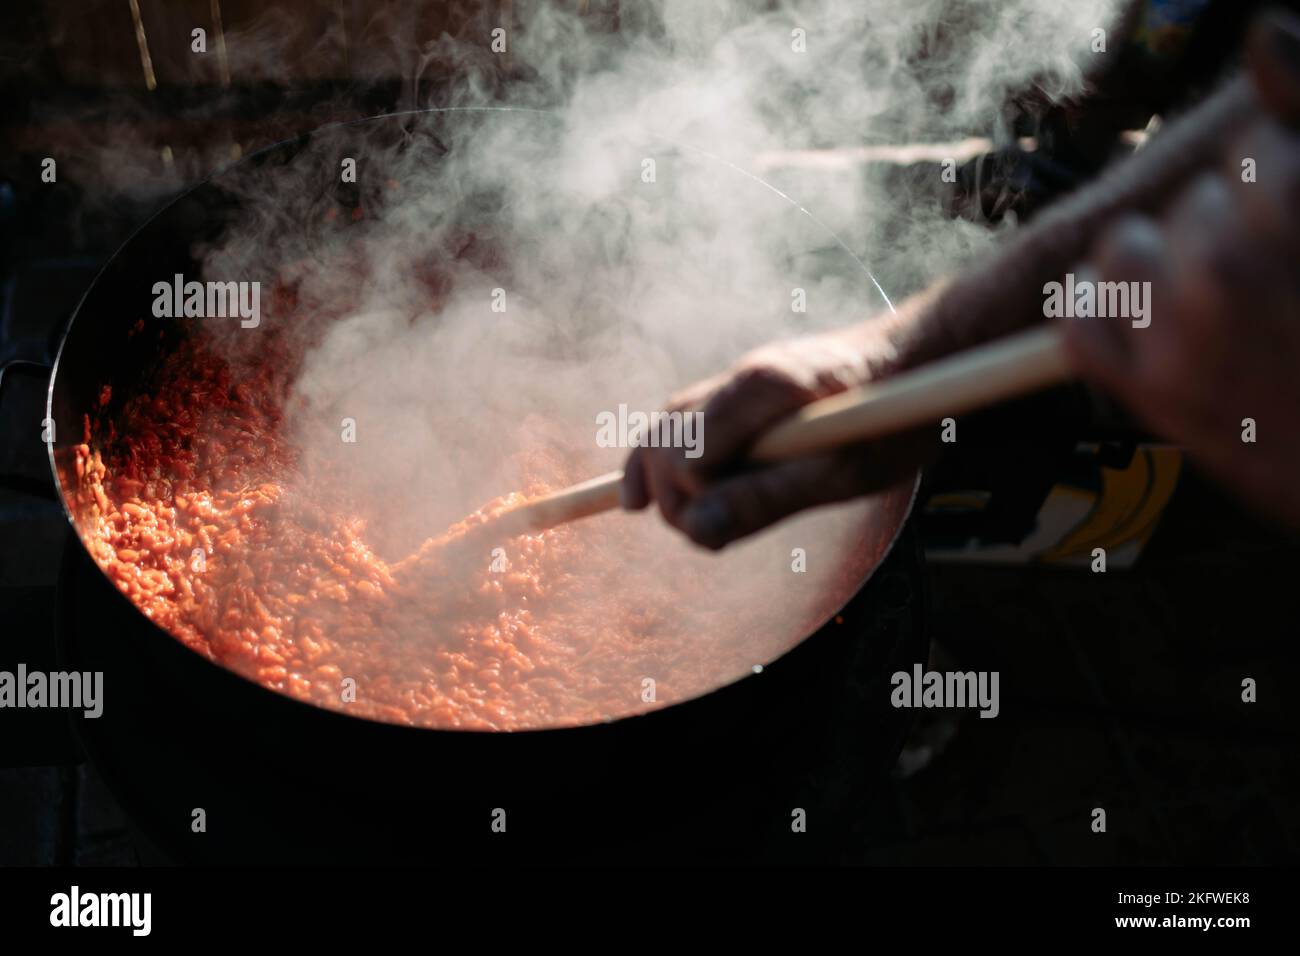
[{"left": 69, "top": 326, "right": 780, "bottom": 730}]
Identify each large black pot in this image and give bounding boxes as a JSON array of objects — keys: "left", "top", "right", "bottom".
[{"left": 44, "top": 109, "right": 927, "bottom": 864}]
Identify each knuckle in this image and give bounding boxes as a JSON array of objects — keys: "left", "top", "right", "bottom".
[
  {"left": 1092, "top": 214, "right": 1164, "bottom": 274},
  {"left": 731, "top": 360, "right": 789, "bottom": 393},
  {"left": 1185, "top": 171, "right": 1232, "bottom": 212},
  {"left": 656, "top": 494, "right": 688, "bottom": 533},
  {"left": 736, "top": 362, "right": 819, "bottom": 411},
  {"left": 717, "top": 484, "right": 761, "bottom": 530}
]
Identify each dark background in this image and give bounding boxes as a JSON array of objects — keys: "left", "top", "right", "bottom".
[{"left": 1, "top": 0, "right": 1297, "bottom": 866}]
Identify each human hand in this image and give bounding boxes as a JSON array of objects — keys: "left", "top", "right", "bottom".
[
  {"left": 1062, "top": 12, "right": 1300, "bottom": 527},
  {"left": 619, "top": 321, "right": 935, "bottom": 549}
]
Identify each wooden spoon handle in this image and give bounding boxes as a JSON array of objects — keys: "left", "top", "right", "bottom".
[
  {"left": 501, "top": 324, "right": 1071, "bottom": 533},
  {"left": 489, "top": 469, "right": 627, "bottom": 538},
  {"left": 750, "top": 323, "right": 1069, "bottom": 460}
]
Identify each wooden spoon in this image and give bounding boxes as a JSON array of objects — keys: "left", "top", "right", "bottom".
[{"left": 487, "top": 323, "right": 1072, "bottom": 537}]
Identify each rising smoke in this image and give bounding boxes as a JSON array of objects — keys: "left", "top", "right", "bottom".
[
  {"left": 115, "top": 1, "right": 1123, "bottom": 685},
  {"left": 186, "top": 0, "right": 1119, "bottom": 550}
]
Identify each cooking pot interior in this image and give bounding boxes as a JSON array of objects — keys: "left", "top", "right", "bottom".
[{"left": 50, "top": 108, "right": 910, "bottom": 731}]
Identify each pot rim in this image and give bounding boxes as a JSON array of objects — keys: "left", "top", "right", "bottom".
[{"left": 47, "top": 106, "right": 920, "bottom": 736}]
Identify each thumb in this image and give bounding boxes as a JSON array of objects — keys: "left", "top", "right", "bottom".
[
  {"left": 1060, "top": 215, "right": 1172, "bottom": 404},
  {"left": 1058, "top": 266, "right": 1140, "bottom": 403}
]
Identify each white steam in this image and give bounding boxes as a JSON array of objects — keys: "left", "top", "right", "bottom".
[{"left": 177, "top": 0, "right": 1122, "bottom": 685}]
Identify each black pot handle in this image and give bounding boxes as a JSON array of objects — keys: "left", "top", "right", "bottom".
[
  {"left": 0, "top": 355, "right": 53, "bottom": 387},
  {"left": 0, "top": 350, "right": 58, "bottom": 500}
]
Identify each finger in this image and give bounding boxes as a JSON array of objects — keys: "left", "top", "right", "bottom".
[
  {"left": 1059, "top": 264, "right": 1134, "bottom": 383},
  {"left": 1228, "top": 120, "right": 1300, "bottom": 254},
  {"left": 619, "top": 445, "right": 650, "bottom": 510},
  {"left": 687, "top": 364, "right": 818, "bottom": 477},
  {"left": 1157, "top": 172, "right": 1297, "bottom": 430},
  {"left": 1247, "top": 8, "right": 1300, "bottom": 128},
  {"left": 677, "top": 438, "right": 927, "bottom": 550},
  {"left": 620, "top": 374, "right": 725, "bottom": 507},
  {"left": 643, "top": 446, "right": 690, "bottom": 532},
  {"left": 678, "top": 456, "right": 853, "bottom": 550},
  {"left": 1060, "top": 215, "right": 1171, "bottom": 401},
  {"left": 664, "top": 371, "right": 728, "bottom": 414},
  {"left": 1159, "top": 173, "right": 1245, "bottom": 344}
]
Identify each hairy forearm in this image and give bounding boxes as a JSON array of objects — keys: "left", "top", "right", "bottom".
[{"left": 863, "top": 74, "right": 1256, "bottom": 376}]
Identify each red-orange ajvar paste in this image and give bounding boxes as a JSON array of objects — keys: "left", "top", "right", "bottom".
[{"left": 69, "top": 326, "right": 770, "bottom": 730}]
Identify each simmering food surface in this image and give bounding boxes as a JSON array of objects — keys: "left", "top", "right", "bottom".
[{"left": 68, "top": 321, "right": 872, "bottom": 730}]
